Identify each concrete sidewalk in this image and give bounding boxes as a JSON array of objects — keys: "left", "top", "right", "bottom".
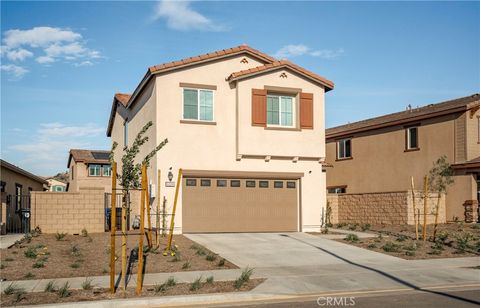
[{"left": 0, "top": 234, "right": 24, "bottom": 249}]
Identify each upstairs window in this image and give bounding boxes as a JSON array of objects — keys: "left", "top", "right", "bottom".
[
  {"left": 183, "top": 88, "right": 214, "bottom": 121},
  {"left": 103, "top": 165, "right": 112, "bottom": 177},
  {"left": 88, "top": 164, "right": 101, "bottom": 176},
  {"left": 406, "top": 126, "right": 419, "bottom": 150},
  {"left": 327, "top": 186, "right": 347, "bottom": 194},
  {"left": 123, "top": 120, "right": 128, "bottom": 146},
  {"left": 337, "top": 139, "right": 352, "bottom": 159},
  {"left": 267, "top": 94, "right": 295, "bottom": 127}
]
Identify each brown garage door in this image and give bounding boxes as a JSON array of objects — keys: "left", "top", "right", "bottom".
[{"left": 182, "top": 177, "right": 298, "bottom": 233}]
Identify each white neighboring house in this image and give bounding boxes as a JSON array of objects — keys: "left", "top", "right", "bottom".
[
  {"left": 46, "top": 178, "right": 67, "bottom": 192},
  {"left": 107, "top": 45, "right": 334, "bottom": 233}
]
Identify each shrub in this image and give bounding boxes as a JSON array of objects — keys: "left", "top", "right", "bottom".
[
  {"left": 345, "top": 234, "right": 359, "bottom": 243},
  {"left": 404, "top": 242, "right": 417, "bottom": 251},
  {"left": 431, "top": 241, "right": 444, "bottom": 251},
  {"left": 24, "top": 247, "right": 37, "bottom": 259},
  {"left": 190, "top": 244, "right": 201, "bottom": 250},
  {"left": 70, "top": 262, "right": 80, "bottom": 269},
  {"left": 182, "top": 261, "right": 191, "bottom": 269},
  {"left": 154, "top": 283, "right": 167, "bottom": 293},
  {"left": 234, "top": 267, "right": 254, "bottom": 289},
  {"left": 217, "top": 258, "right": 225, "bottom": 267},
  {"left": 166, "top": 276, "right": 176, "bottom": 287},
  {"left": 382, "top": 242, "right": 401, "bottom": 252},
  {"left": 437, "top": 230, "right": 449, "bottom": 244},
  {"left": 195, "top": 248, "right": 206, "bottom": 256},
  {"left": 55, "top": 232, "right": 67, "bottom": 241},
  {"left": 206, "top": 275, "right": 214, "bottom": 284},
  {"left": 456, "top": 232, "right": 475, "bottom": 253},
  {"left": 71, "top": 244, "right": 81, "bottom": 257},
  {"left": 3, "top": 283, "right": 22, "bottom": 295},
  {"left": 33, "top": 261, "right": 45, "bottom": 268},
  {"left": 206, "top": 254, "right": 217, "bottom": 262},
  {"left": 24, "top": 272, "right": 35, "bottom": 279},
  {"left": 14, "top": 289, "right": 26, "bottom": 303},
  {"left": 58, "top": 282, "right": 71, "bottom": 298},
  {"left": 396, "top": 234, "right": 408, "bottom": 242},
  {"left": 82, "top": 278, "right": 93, "bottom": 290},
  {"left": 44, "top": 281, "right": 57, "bottom": 293},
  {"left": 361, "top": 224, "right": 371, "bottom": 232},
  {"left": 190, "top": 276, "right": 203, "bottom": 291},
  {"left": 81, "top": 228, "right": 88, "bottom": 237}
]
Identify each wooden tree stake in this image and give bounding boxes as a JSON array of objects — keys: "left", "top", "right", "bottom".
[
  {"left": 433, "top": 193, "right": 441, "bottom": 241},
  {"left": 110, "top": 161, "right": 117, "bottom": 294},
  {"left": 136, "top": 164, "right": 147, "bottom": 295},
  {"left": 411, "top": 176, "right": 418, "bottom": 240},
  {"left": 145, "top": 171, "right": 153, "bottom": 248},
  {"left": 120, "top": 191, "right": 127, "bottom": 291},
  {"left": 156, "top": 170, "right": 161, "bottom": 248},
  {"left": 165, "top": 168, "right": 182, "bottom": 254},
  {"left": 423, "top": 175, "right": 428, "bottom": 242}
]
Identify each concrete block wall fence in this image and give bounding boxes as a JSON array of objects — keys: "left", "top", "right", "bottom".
[{"left": 327, "top": 191, "right": 446, "bottom": 226}]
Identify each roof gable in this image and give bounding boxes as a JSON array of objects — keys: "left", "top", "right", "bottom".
[{"left": 106, "top": 93, "right": 131, "bottom": 137}]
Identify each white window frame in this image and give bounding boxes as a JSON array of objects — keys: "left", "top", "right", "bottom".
[
  {"left": 182, "top": 88, "right": 215, "bottom": 122},
  {"left": 266, "top": 94, "right": 296, "bottom": 128},
  {"left": 88, "top": 164, "right": 101, "bottom": 177},
  {"left": 406, "top": 126, "right": 418, "bottom": 150},
  {"left": 123, "top": 119, "right": 128, "bottom": 147},
  {"left": 103, "top": 164, "right": 112, "bottom": 177},
  {"left": 337, "top": 138, "right": 352, "bottom": 159}
]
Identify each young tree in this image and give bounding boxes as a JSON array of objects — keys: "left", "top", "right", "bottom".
[{"left": 428, "top": 155, "right": 454, "bottom": 241}]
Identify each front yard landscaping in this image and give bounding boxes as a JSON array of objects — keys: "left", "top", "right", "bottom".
[
  {"left": 332, "top": 222, "right": 480, "bottom": 259},
  {"left": 0, "top": 230, "right": 236, "bottom": 281}
]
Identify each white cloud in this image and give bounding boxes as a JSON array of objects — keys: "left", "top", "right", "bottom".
[
  {"left": 38, "top": 123, "right": 104, "bottom": 137},
  {"left": 1, "top": 64, "right": 29, "bottom": 80},
  {"left": 74, "top": 60, "right": 93, "bottom": 67},
  {"left": 153, "top": 0, "right": 225, "bottom": 31},
  {"left": 273, "top": 44, "right": 344, "bottom": 60},
  {"left": 1, "top": 26, "right": 102, "bottom": 68}
]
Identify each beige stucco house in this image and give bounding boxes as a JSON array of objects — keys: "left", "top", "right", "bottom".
[
  {"left": 67, "top": 149, "right": 112, "bottom": 192},
  {"left": 46, "top": 178, "right": 67, "bottom": 192},
  {"left": 0, "top": 159, "right": 47, "bottom": 234},
  {"left": 326, "top": 94, "right": 480, "bottom": 223},
  {"left": 107, "top": 45, "right": 334, "bottom": 233}
]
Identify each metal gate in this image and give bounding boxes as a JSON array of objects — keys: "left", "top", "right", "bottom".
[
  {"left": 6, "top": 194, "right": 31, "bottom": 234},
  {"left": 104, "top": 192, "right": 130, "bottom": 231}
]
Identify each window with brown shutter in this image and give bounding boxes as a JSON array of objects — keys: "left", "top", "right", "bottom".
[
  {"left": 300, "top": 92, "right": 314, "bottom": 129},
  {"left": 251, "top": 89, "right": 267, "bottom": 126}
]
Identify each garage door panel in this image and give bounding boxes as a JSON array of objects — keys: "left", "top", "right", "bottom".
[{"left": 182, "top": 178, "right": 298, "bottom": 233}]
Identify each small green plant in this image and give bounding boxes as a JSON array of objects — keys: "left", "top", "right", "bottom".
[
  {"left": 35, "top": 244, "right": 45, "bottom": 249},
  {"left": 14, "top": 289, "right": 26, "bottom": 303},
  {"left": 404, "top": 242, "right": 417, "bottom": 251},
  {"left": 81, "top": 278, "right": 94, "bottom": 290},
  {"left": 405, "top": 251, "right": 416, "bottom": 257},
  {"left": 431, "top": 241, "right": 444, "bottom": 251},
  {"left": 24, "top": 272, "right": 35, "bottom": 279},
  {"left": 166, "top": 276, "right": 176, "bottom": 287},
  {"left": 81, "top": 228, "right": 88, "bottom": 237},
  {"left": 190, "top": 244, "right": 201, "bottom": 250},
  {"left": 361, "top": 224, "right": 371, "bottom": 232},
  {"left": 182, "top": 261, "right": 191, "bottom": 269},
  {"left": 44, "top": 281, "right": 57, "bottom": 293},
  {"left": 437, "top": 230, "right": 449, "bottom": 244},
  {"left": 234, "top": 267, "right": 254, "bottom": 289},
  {"left": 375, "top": 233, "right": 384, "bottom": 242},
  {"left": 382, "top": 242, "right": 401, "bottom": 252},
  {"left": 5, "top": 257, "right": 14, "bottom": 262},
  {"left": 217, "top": 258, "right": 225, "bottom": 267},
  {"left": 367, "top": 243, "right": 377, "bottom": 249},
  {"left": 33, "top": 260, "right": 45, "bottom": 268},
  {"left": 190, "top": 276, "right": 203, "bottom": 291},
  {"left": 396, "top": 234, "right": 408, "bottom": 242},
  {"left": 456, "top": 232, "right": 475, "bottom": 253},
  {"left": 24, "top": 247, "right": 37, "bottom": 259},
  {"left": 154, "top": 282, "right": 167, "bottom": 293},
  {"left": 3, "top": 283, "right": 22, "bottom": 295},
  {"left": 55, "top": 232, "right": 67, "bottom": 241},
  {"left": 345, "top": 234, "right": 359, "bottom": 243},
  {"left": 428, "top": 249, "right": 442, "bottom": 255},
  {"left": 70, "top": 262, "right": 80, "bottom": 269},
  {"left": 206, "top": 254, "right": 217, "bottom": 262},
  {"left": 348, "top": 223, "right": 358, "bottom": 231},
  {"left": 206, "top": 275, "right": 214, "bottom": 284},
  {"left": 71, "top": 244, "right": 81, "bottom": 257},
  {"left": 58, "top": 282, "right": 71, "bottom": 298},
  {"left": 195, "top": 248, "right": 206, "bottom": 256}
]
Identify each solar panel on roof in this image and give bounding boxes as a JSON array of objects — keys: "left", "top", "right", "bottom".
[{"left": 91, "top": 152, "right": 110, "bottom": 160}]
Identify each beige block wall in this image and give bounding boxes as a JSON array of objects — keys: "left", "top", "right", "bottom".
[
  {"left": 327, "top": 191, "right": 445, "bottom": 225},
  {"left": 31, "top": 188, "right": 105, "bottom": 234}
]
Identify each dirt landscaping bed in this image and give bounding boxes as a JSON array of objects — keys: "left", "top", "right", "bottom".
[
  {"left": 332, "top": 223, "right": 480, "bottom": 259},
  {"left": 0, "top": 231, "right": 236, "bottom": 281},
  {"left": 1, "top": 278, "right": 264, "bottom": 306}
]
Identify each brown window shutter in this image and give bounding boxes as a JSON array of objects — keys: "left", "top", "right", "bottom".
[
  {"left": 300, "top": 92, "right": 314, "bottom": 129},
  {"left": 252, "top": 89, "right": 267, "bottom": 126}
]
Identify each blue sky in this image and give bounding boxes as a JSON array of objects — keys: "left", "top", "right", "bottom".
[{"left": 1, "top": 1, "right": 479, "bottom": 175}]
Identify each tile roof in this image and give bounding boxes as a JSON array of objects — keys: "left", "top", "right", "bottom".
[
  {"left": 227, "top": 60, "right": 334, "bottom": 91},
  {"left": 114, "top": 93, "right": 131, "bottom": 107},
  {"left": 106, "top": 93, "right": 131, "bottom": 137},
  {"left": 68, "top": 149, "right": 110, "bottom": 167},
  {"left": 326, "top": 93, "right": 480, "bottom": 138},
  {"left": 0, "top": 159, "right": 48, "bottom": 185},
  {"left": 148, "top": 45, "right": 276, "bottom": 74}
]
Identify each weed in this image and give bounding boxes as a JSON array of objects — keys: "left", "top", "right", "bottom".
[
  {"left": 361, "top": 224, "right": 371, "bottom": 232},
  {"left": 58, "top": 282, "right": 71, "bottom": 298},
  {"left": 382, "top": 242, "right": 401, "bottom": 253},
  {"left": 5, "top": 257, "right": 14, "bottom": 262},
  {"left": 396, "top": 234, "right": 408, "bottom": 242},
  {"left": 456, "top": 232, "right": 475, "bottom": 253},
  {"left": 70, "top": 262, "right": 80, "bottom": 269},
  {"left": 81, "top": 228, "right": 88, "bottom": 237},
  {"left": 154, "top": 283, "right": 167, "bottom": 293},
  {"left": 428, "top": 249, "right": 442, "bottom": 255},
  {"left": 405, "top": 250, "right": 416, "bottom": 257},
  {"left": 14, "top": 289, "right": 26, "bottom": 303},
  {"left": 190, "top": 244, "right": 201, "bottom": 250},
  {"left": 71, "top": 244, "right": 81, "bottom": 257},
  {"left": 166, "top": 276, "right": 176, "bottom": 287},
  {"left": 81, "top": 278, "right": 94, "bottom": 290},
  {"left": 348, "top": 224, "right": 358, "bottom": 231},
  {"left": 55, "top": 232, "right": 67, "bottom": 241},
  {"left": 367, "top": 243, "right": 377, "bottom": 249},
  {"left": 345, "top": 234, "right": 359, "bottom": 243},
  {"left": 190, "top": 276, "right": 203, "bottom": 291},
  {"left": 44, "top": 281, "right": 57, "bottom": 293},
  {"left": 3, "top": 283, "right": 22, "bottom": 295},
  {"left": 234, "top": 267, "right": 254, "bottom": 289},
  {"left": 431, "top": 241, "right": 444, "bottom": 251},
  {"left": 206, "top": 254, "right": 217, "bottom": 262},
  {"left": 24, "top": 247, "right": 37, "bottom": 259},
  {"left": 195, "top": 248, "right": 206, "bottom": 256},
  {"left": 374, "top": 234, "right": 384, "bottom": 242},
  {"left": 206, "top": 275, "right": 214, "bottom": 284},
  {"left": 33, "top": 260, "right": 45, "bottom": 268},
  {"left": 182, "top": 261, "right": 191, "bottom": 269},
  {"left": 437, "top": 230, "right": 449, "bottom": 244},
  {"left": 404, "top": 242, "right": 417, "bottom": 251},
  {"left": 217, "top": 258, "right": 225, "bottom": 267},
  {"left": 35, "top": 244, "right": 45, "bottom": 249},
  {"left": 24, "top": 272, "right": 35, "bottom": 279}
]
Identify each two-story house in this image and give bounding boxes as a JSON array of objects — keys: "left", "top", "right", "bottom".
[
  {"left": 107, "top": 45, "right": 334, "bottom": 233},
  {"left": 326, "top": 94, "right": 480, "bottom": 223},
  {"left": 67, "top": 149, "right": 112, "bottom": 192}
]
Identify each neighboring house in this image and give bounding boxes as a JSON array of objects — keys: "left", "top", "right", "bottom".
[
  {"left": 326, "top": 94, "right": 480, "bottom": 222},
  {"left": 107, "top": 45, "right": 334, "bottom": 233},
  {"left": 67, "top": 149, "right": 112, "bottom": 192},
  {"left": 0, "top": 159, "right": 47, "bottom": 234},
  {"left": 46, "top": 178, "right": 67, "bottom": 192}
]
